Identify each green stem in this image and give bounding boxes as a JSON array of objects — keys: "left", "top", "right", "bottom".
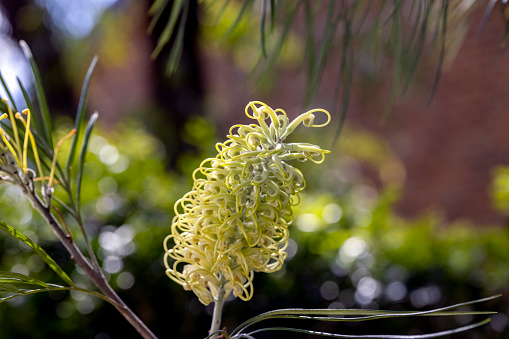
[
  {"left": 209, "top": 283, "right": 226, "bottom": 339},
  {"left": 16, "top": 175, "right": 157, "bottom": 339}
]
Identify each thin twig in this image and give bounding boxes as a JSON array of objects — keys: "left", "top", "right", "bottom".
[
  {"left": 52, "top": 206, "right": 72, "bottom": 240},
  {"left": 16, "top": 175, "right": 157, "bottom": 339}
]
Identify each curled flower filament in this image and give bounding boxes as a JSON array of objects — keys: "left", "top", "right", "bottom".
[
  {"left": 0, "top": 100, "right": 75, "bottom": 192},
  {"left": 164, "top": 101, "right": 330, "bottom": 305}
]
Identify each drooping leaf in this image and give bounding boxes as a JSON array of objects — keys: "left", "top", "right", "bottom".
[
  {"left": 0, "top": 283, "right": 118, "bottom": 306},
  {"left": 0, "top": 271, "right": 48, "bottom": 288},
  {"left": 426, "top": 0, "right": 448, "bottom": 106},
  {"left": 152, "top": 0, "right": 186, "bottom": 59},
  {"left": 260, "top": 0, "right": 268, "bottom": 58},
  {"left": 0, "top": 220, "right": 74, "bottom": 287},
  {"left": 151, "top": 0, "right": 509, "bottom": 143},
  {"left": 236, "top": 318, "right": 491, "bottom": 339},
  {"left": 0, "top": 282, "right": 22, "bottom": 293},
  {"left": 305, "top": 0, "right": 339, "bottom": 106},
  {"left": 231, "top": 295, "right": 500, "bottom": 336},
  {"left": 148, "top": 0, "right": 171, "bottom": 33},
  {"left": 222, "top": 0, "right": 255, "bottom": 39},
  {"left": 166, "top": 0, "right": 190, "bottom": 75}
]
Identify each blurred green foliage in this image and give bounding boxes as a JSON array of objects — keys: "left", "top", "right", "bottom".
[
  {"left": 492, "top": 166, "right": 509, "bottom": 217},
  {"left": 0, "top": 117, "right": 507, "bottom": 338}
]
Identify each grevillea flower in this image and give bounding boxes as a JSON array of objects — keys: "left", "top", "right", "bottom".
[
  {"left": 0, "top": 100, "right": 75, "bottom": 190},
  {"left": 164, "top": 101, "right": 330, "bottom": 305}
]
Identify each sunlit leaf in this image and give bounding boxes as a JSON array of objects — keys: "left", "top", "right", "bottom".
[
  {"left": 231, "top": 295, "right": 500, "bottom": 335},
  {"left": 0, "top": 271, "right": 48, "bottom": 288},
  {"left": 236, "top": 318, "right": 491, "bottom": 338},
  {"left": 0, "top": 282, "right": 22, "bottom": 293},
  {"left": 0, "top": 220, "right": 74, "bottom": 287}
]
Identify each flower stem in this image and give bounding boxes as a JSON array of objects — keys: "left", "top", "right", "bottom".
[
  {"left": 18, "top": 176, "right": 157, "bottom": 339},
  {"left": 209, "top": 283, "right": 226, "bottom": 339}
]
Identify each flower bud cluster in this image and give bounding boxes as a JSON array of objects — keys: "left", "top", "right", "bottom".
[{"left": 164, "top": 101, "right": 330, "bottom": 305}]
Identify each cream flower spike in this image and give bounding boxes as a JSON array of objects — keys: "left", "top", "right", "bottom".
[{"left": 164, "top": 101, "right": 330, "bottom": 305}]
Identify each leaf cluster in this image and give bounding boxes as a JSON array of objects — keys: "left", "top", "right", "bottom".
[{"left": 149, "top": 0, "right": 509, "bottom": 141}]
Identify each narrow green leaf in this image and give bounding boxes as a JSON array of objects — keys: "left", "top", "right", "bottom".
[
  {"left": 352, "top": 0, "right": 374, "bottom": 36},
  {"left": 76, "top": 112, "right": 98, "bottom": 208},
  {"left": 149, "top": 0, "right": 168, "bottom": 14},
  {"left": 401, "top": 1, "right": 430, "bottom": 93},
  {"left": 52, "top": 195, "right": 79, "bottom": 220},
  {"left": 19, "top": 40, "right": 53, "bottom": 149},
  {"left": 166, "top": 0, "right": 190, "bottom": 75},
  {"left": 0, "top": 220, "right": 74, "bottom": 286},
  {"left": 331, "top": 6, "right": 353, "bottom": 147},
  {"left": 261, "top": 0, "right": 268, "bottom": 58},
  {"left": 231, "top": 295, "right": 500, "bottom": 335},
  {"left": 304, "top": 0, "right": 316, "bottom": 82},
  {"left": 264, "top": 310, "right": 495, "bottom": 323},
  {"left": 214, "top": 0, "right": 232, "bottom": 26},
  {"left": 0, "top": 97, "right": 7, "bottom": 111},
  {"left": 242, "top": 318, "right": 491, "bottom": 338},
  {"left": 0, "top": 282, "right": 22, "bottom": 293},
  {"left": 0, "top": 271, "right": 48, "bottom": 288},
  {"left": 381, "top": 0, "right": 403, "bottom": 28},
  {"left": 148, "top": 0, "right": 171, "bottom": 33},
  {"left": 152, "top": 0, "right": 185, "bottom": 59},
  {"left": 305, "top": 0, "right": 339, "bottom": 106},
  {"left": 223, "top": 0, "right": 255, "bottom": 38},
  {"left": 426, "top": 0, "right": 448, "bottom": 106},
  {"left": 254, "top": 0, "right": 301, "bottom": 79},
  {"left": 269, "top": 0, "right": 276, "bottom": 30},
  {"left": 16, "top": 77, "right": 39, "bottom": 133},
  {"left": 0, "top": 284, "right": 119, "bottom": 307},
  {"left": 65, "top": 56, "right": 98, "bottom": 177},
  {"left": 0, "top": 71, "right": 18, "bottom": 112}
]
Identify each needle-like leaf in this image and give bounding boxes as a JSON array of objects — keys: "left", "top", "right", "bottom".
[
  {"left": 65, "top": 56, "right": 98, "bottom": 177},
  {"left": 19, "top": 41, "right": 53, "bottom": 149},
  {"left": 76, "top": 112, "right": 98, "bottom": 208},
  {"left": 0, "top": 221, "right": 74, "bottom": 287}
]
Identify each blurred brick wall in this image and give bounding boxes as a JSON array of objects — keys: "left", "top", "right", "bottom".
[
  {"left": 199, "top": 5, "right": 509, "bottom": 226},
  {"left": 382, "top": 8, "right": 509, "bottom": 226},
  {"left": 87, "top": 0, "right": 155, "bottom": 125}
]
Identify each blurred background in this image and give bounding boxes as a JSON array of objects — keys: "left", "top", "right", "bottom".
[{"left": 0, "top": 0, "right": 508, "bottom": 338}]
